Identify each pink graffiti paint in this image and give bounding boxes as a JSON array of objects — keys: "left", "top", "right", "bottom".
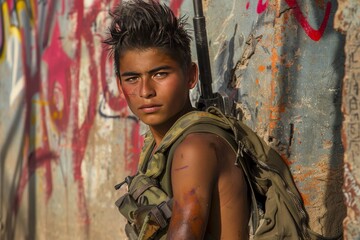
[
  {"left": 11, "top": 0, "right": 179, "bottom": 226},
  {"left": 70, "top": 0, "right": 102, "bottom": 226},
  {"left": 14, "top": 148, "right": 58, "bottom": 214},
  {"left": 42, "top": 22, "right": 72, "bottom": 131},
  {"left": 14, "top": 12, "right": 59, "bottom": 214},
  {"left": 246, "top": 2, "right": 250, "bottom": 10},
  {"left": 6, "top": 0, "right": 14, "bottom": 11},
  {"left": 251, "top": 0, "right": 332, "bottom": 41},
  {"left": 125, "top": 121, "right": 143, "bottom": 175},
  {"left": 14, "top": 56, "right": 62, "bottom": 216},
  {"left": 285, "top": 0, "right": 332, "bottom": 41},
  {"left": 256, "top": 0, "right": 268, "bottom": 14},
  {"left": 100, "top": 55, "right": 129, "bottom": 114},
  {"left": 169, "top": 0, "right": 184, "bottom": 17}
]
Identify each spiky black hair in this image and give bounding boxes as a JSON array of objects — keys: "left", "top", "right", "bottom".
[{"left": 104, "top": 0, "right": 192, "bottom": 79}]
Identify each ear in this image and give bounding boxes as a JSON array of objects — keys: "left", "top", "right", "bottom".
[{"left": 188, "top": 62, "right": 199, "bottom": 89}]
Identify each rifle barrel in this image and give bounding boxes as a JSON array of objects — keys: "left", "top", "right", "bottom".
[{"left": 193, "top": 0, "right": 214, "bottom": 99}]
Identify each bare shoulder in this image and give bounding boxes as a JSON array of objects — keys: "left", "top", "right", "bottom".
[
  {"left": 173, "top": 132, "right": 230, "bottom": 162},
  {"left": 168, "top": 132, "right": 250, "bottom": 239},
  {"left": 167, "top": 132, "right": 225, "bottom": 239},
  {"left": 171, "top": 132, "right": 222, "bottom": 181},
  {"left": 170, "top": 131, "right": 242, "bottom": 200}
]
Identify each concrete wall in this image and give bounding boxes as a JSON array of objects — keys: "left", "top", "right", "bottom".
[
  {"left": 0, "top": 0, "right": 142, "bottom": 239},
  {"left": 0, "top": 0, "right": 357, "bottom": 239},
  {"left": 334, "top": 0, "right": 360, "bottom": 239},
  {"left": 204, "top": 0, "right": 346, "bottom": 237}
]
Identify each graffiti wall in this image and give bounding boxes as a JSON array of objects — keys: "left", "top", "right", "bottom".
[
  {"left": 0, "top": 0, "right": 145, "bottom": 239},
  {"left": 0, "top": 0, "right": 355, "bottom": 239},
  {"left": 204, "top": 0, "right": 345, "bottom": 237}
]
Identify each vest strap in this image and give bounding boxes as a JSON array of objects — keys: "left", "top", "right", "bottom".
[{"left": 149, "top": 199, "right": 173, "bottom": 229}]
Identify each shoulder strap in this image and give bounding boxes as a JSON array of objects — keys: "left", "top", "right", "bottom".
[{"left": 138, "top": 110, "right": 229, "bottom": 178}]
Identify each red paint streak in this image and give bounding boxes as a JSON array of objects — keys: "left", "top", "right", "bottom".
[
  {"left": 14, "top": 148, "right": 58, "bottom": 214},
  {"left": 256, "top": 0, "right": 268, "bottom": 14},
  {"left": 14, "top": 0, "right": 57, "bottom": 214},
  {"left": 125, "top": 121, "right": 143, "bottom": 174},
  {"left": 71, "top": 0, "right": 97, "bottom": 226},
  {"left": 11, "top": 0, "right": 177, "bottom": 227},
  {"left": 69, "top": 0, "right": 120, "bottom": 226},
  {"left": 169, "top": 0, "right": 184, "bottom": 17},
  {"left": 246, "top": 2, "right": 250, "bottom": 10},
  {"left": 6, "top": 0, "right": 14, "bottom": 11},
  {"left": 100, "top": 51, "right": 129, "bottom": 114},
  {"left": 285, "top": 0, "right": 331, "bottom": 41},
  {"left": 42, "top": 22, "right": 72, "bottom": 132},
  {"left": 252, "top": 0, "right": 332, "bottom": 41}
]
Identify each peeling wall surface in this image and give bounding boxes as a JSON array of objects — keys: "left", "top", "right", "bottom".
[
  {"left": 334, "top": 0, "right": 360, "bottom": 239},
  {"left": 0, "top": 0, "right": 355, "bottom": 239},
  {"left": 204, "top": 0, "right": 346, "bottom": 237}
]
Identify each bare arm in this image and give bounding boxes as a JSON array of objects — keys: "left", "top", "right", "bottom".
[{"left": 166, "top": 133, "right": 219, "bottom": 240}]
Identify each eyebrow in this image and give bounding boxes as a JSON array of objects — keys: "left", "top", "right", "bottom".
[{"left": 120, "top": 65, "right": 173, "bottom": 77}]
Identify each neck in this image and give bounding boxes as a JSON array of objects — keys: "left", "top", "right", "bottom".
[{"left": 150, "top": 103, "right": 195, "bottom": 147}]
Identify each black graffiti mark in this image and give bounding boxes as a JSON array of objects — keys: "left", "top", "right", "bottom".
[
  {"left": 351, "top": 113, "right": 360, "bottom": 122},
  {"left": 349, "top": 45, "right": 360, "bottom": 69},
  {"left": 98, "top": 97, "right": 138, "bottom": 122},
  {"left": 349, "top": 96, "right": 358, "bottom": 113},
  {"left": 351, "top": 72, "right": 360, "bottom": 83},
  {"left": 348, "top": 123, "right": 360, "bottom": 140},
  {"left": 351, "top": 78, "right": 359, "bottom": 96},
  {"left": 349, "top": 29, "right": 360, "bottom": 43},
  {"left": 349, "top": 139, "right": 360, "bottom": 156}
]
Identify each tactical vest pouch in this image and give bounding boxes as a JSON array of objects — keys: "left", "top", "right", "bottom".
[
  {"left": 115, "top": 173, "right": 171, "bottom": 240},
  {"left": 128, "top": 174, "right": 168, "bottom": 204}
]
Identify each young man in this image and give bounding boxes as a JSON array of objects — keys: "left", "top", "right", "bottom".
[{"left": 104, "top": 1, "right": 250, "bottom": 239}]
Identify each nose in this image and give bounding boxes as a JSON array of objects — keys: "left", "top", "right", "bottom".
[{"left": 139, "top": 77, "right": 155, "bottom": 98}]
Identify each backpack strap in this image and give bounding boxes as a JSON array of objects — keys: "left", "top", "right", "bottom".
[{"left": 139, "top": 110, "right": 229, "bottom": 178}]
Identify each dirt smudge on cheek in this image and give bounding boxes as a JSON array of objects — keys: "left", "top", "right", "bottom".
[{"left": 122, "top": 85, "right": 138, "bottom": 98}]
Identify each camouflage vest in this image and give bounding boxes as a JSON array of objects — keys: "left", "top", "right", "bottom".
[{"left": 115, "top": 107, "right": 342, "bottom": 240}]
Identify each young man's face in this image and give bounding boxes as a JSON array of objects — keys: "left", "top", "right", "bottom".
[{"left": 117, "top": 48, "right": 197, "bottom": 129}]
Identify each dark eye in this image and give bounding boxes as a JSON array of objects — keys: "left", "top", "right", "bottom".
[
  {"left": 124, "top": 76, "right": 139, "bottom": 83},
  {"left": 154, "top": 72, "right": 168, "bottom": 79}
]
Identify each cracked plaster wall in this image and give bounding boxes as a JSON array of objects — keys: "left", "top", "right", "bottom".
[
  {"left": 334, "top": 0, "right": 360, "bottom": 239},
  {"left": 198, "top": 0, "right": 347, "bottom": 237}
]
